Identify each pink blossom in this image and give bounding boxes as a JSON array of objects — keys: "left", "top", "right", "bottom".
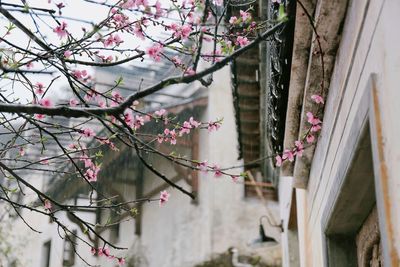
[
  {"left": 118, "top": 258, "right": 126, "bottom": 266},
  {"left": 282, "top": 149, "right": 295, "bottom": 162},
  {"left": 198, "top": 161, "right": 208, "bottom": 173},
  {"left": 113, "top": 34, "right": 123, "bottom": 45},
  {"left": 306, "top": 112, "right": 322, "bottom": 126},
  {"left": 19, "top": 147, "right": 25, "bottom": 156},
  {"left": 39, "top": 98, "right": 52, "bottom": 107},
  {"left": 90, "top": 247, "right": 96, "bottom": 255},
  {"left": 311, "top": 94, "right": 324, "bottom": 104},
  {"left": 184, "top": 67, "right": 195, "bottom": 76},
  {"left": 169, "top": 129, "right": 177, "bottom": 145},
  {"left": 212, "top": 165, "right": 223, "bottom": 177},
  {"left": 189, "top": 117, "right": 201, "bottom": 128},
  {"left": 229, "top": 16, "right": 238, "bottom": 24},
  {"left": 53, "top": 21, "right": 68, "bottom": 39},
  {"left": 159, "top": 190, "right": 170, "bottom": 206},
  {"left": 207, "top": 121, "right": 221, "bottom": 132},
  {"left": 179, "top": 121, "right": 192, "bottom": 136},
  {"left": 40, "top": 157, "right": 50, "bottom": 165},
  {"left": 35, "top": 82, "right": 45, "bottom": 95},
  {"left": 157, "top": 134, "right": 164, "bottom": 143},
  {"left": 295, "top": 141, "right": 304, "bottom": 157},
  {"left": 133, "top": 115, "right": 145, "bottom": 130},
  {"left": 306, "top": 134, "right": 315, "bottom": 143},
  {"left": 68, "top": 143, "right": 78, "bottom": 150},
  {"left": 64, "top": 50, "right": 72, "bottom": 58},
  {"left": 44, "top": 199, "right": 52, "bottom": 210},
  {"left": 154, "top": 109, "right": 167, "bottom": 117},
  {"left": 112, "top": 91, "right": 124, "bottom": 104},
  {"left": 69, "top": 98, "right": 78, "bottom": 107},
  {"left": 103, "top": 247, "right": 111, "bottom": 257},
  {"left": 237, "top": 36, "right": 249, "bottom": 47},
  {"left": 172, "top": 56, "right": 182, "bottom": 66},
  {"left": 72, "top": 69, "right": 88, "bottom": 79},
  {"left": 80, "top": 155, "right": 93, "bottom": 168},
  {"left": 103, "top": 35, "right": 115, "bottom": 47},
  {"left": 81, "top": 128, "right": 95, "bottom": 137},
  {"left": 231, "top": 175, "right": 239, "bottom": 182},
  {"left": 26, "top": 62, "right": 34, "bottom": 69},
  {"left": 240, "top": 10, "right": 251, "bottom": 21},
  {"left": 275, "top": 155, "right": 282, "bottom": 167},
  {"left": 98, "top": 248, "right": 104, "bottom": 256},
  {"left": 311, "top": 124, "right": 322, "bottom": 132},
  {"left": 147, "top": 43, "right": 163, "bottom": 61},
  {"left": 154, "top": 1, "right": 163, "bottom": 18},
  {"left": 35, "top": 114, "right": 45, "bottom": 120},
  {"left": 85, "top": 166, "right": 100, "bottom": 182}
]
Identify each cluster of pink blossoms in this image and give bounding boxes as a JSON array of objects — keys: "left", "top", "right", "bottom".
[
  {"left": 275, "top": 94, "right": 324, "bottom": 167},
  {"left": 157, "top": 116, "right": 201, "bottom": 145},
  {"left": 91, "top": 247, "right": 125, "bottom": 266},
  {"left": 159, "top": 190, "right": 170, "bottom": 206}
]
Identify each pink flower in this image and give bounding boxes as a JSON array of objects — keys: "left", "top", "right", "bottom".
[
  {"left": 81, "top": 128, "right": 95, "bottom": 137},
  {"left": 159, "top": 190, "right": 170, "bottom": 206},
  {"left": 184, "top": 67, "right": 195, "bottom": 76},
  {"left": 118, "top": 258, "right": 126, "bottom": 265},
  {"left": 240, "top": 10, "right": 251, "bottom": 21},
  {"left": 111, "top": 91, "right": 124, "bottom": 104},
  {"left": 39, "top": 98, "right": 52, "bottom": 107},
  {"left": 229, "top": 16, "right": 238, "bottom": 24},
  {"left": 53, "top": 21, "right": 68, "bottom": 39},
  {"left": 282, "top": 149, "right": 295, "bottom": 162},
  {"left": 35, "top": 82, "right": 45, "bottom": 95},
  {"left": 35, "top": 114, "right": 45, "bottom": 120},
  {"left": 275, "top": 155, "right": 282, "bottom": 167},
  {"left": 113, "top": 34, "right": 123, "bottom": 45},
  {"left": 85, "top": 166, "right": 100, "bottom": 182},
  {"left": 306, "top": 134, "right": 315, "bottom": 143},
  {"left": 172, "top": 56, "right": 182, "bottom": 66},
  {"left": 306, "top": 112, "right": 322, "bottom": 125},
  {"left": 19, "top": 147, "right": 25, "bottom": 156},
  {"left": 147, "top": 43, "right": 163, "bottom": 61},
  {"left": 40, "top": 157, "right": 50, "bottom": 165},
  {"left": 212, "top": 165, "right": 223, "bottom": 177},
  {"left": 133, "top": 115, "right": 145, "bottom": 130},
  {"left": 169, "top": 129, "right": 177, "bottom": 145},
  {"left": 90, "top": 247, "right": 96, "bottom": 255},
  {"left": 311, "top": 124, "right": 322, "bottom": 132},
  {"left": 154, "top": 109, "right": 167, "bottom": 117},
  {"left": 44, "top": 199, "right": 52, "bottom": 210},
  {"left": 72, "top": 69, "right": 88, "bottom": 80},
  {"left": 154, "top": 1, "right": 163, "bottom": 18},
  {"left": 179, "top": 121, "right": 192, "bottom": 136},
  {"left": 207, "top": 121, "right": 221, "bottom": 132},
  {"left": 237, "top": 36, "right": 249, "bottom": 47},
  {"left": 80, "top": 155, "right": 93, "bottom": 168},
  {"left": 64, "top": 50, "right": 72, "bottom": 58},
  {"left": 26, "top": 62, "right": 34, "bottom": 69},
  {"left": 311, "top": 94, "right": 324, "bottom": 104},
  {"left": 69, "top": 98, "right": 78, "bottom": 107},
  {"left": 295, "top": 141, "right": 304, "bottom": 157},
  {"left": 98, "top": 248, "right": 104, "bottom": 256},
  {"left": 189, "top": 117, "right": 201, "bottom": 128},
  {"left": 198, "top": 161, "right": 208, "bottom": 173},
  {"left": 231, "top": 175, "right": 239, "bottom": 182},
  {"left": 103, "top": 35, "right": 115, "bottom": 47}
]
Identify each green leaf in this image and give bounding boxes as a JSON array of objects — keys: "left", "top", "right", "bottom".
[{"left": 277, "top": 4, "right": 288, "bottom": 22}]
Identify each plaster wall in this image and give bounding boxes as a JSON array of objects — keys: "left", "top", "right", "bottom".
[{"left": 293, "top": 0, "right": 400, "bottom": 266}]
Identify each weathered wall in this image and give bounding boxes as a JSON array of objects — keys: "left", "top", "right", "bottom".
[{"left": 294, "top": 0, "right": 400, "bottom": 266}]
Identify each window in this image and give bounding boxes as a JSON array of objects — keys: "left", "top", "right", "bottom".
[
  {"left": 41, "top": 240, "right": 51, "bottom": 267},
  {"left": 62, "top": 230, "right": 77, "bottom": 267}
]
